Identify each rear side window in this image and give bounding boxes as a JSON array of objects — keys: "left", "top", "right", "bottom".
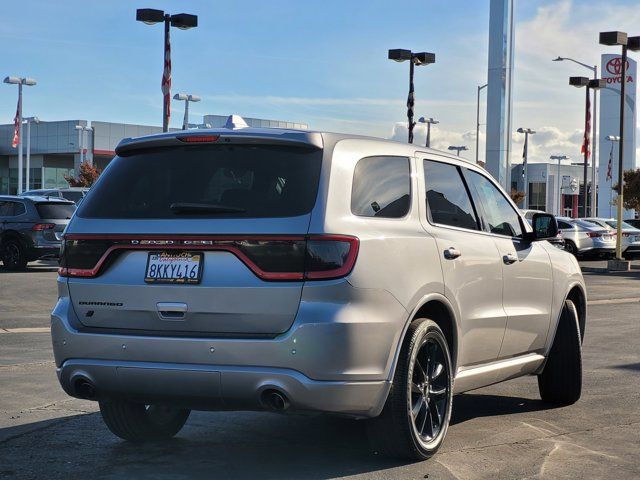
[
  {"left": 351, "top": 156, "right": 411, "bottom": 218},
  {"left": 0, "top": 201, "right": 26, "bottom": 216},
  {"left": 557, "top": 220, "right": 573, "bottom": 230},
  {"left": 78, "top": 145, "right": 322, "bottom": 219},
  {"left": 423, "top": 160, "right": 478, "bottom": 230},
  {"left": 35, "top": 203, "right": 76, "bottom": 219}
]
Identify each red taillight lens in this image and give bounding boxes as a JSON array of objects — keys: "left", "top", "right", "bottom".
[
  {"left": 176, "top": 135, "right": 220, "bottom": 143},
  {"left": 305, "top": 235, "right": 359, "bottom": 279},
  {"left": 622, "top": 232, "right": 630, "bottom": 237},
  {"left": 32, "top": 223, "right": 55, "bottom": 231},
  {"left": 58, "top": 235, "right": 359, "bottom": 281},
  {"left": 587, "top": 232, "right": 602, "bottom": 238}
]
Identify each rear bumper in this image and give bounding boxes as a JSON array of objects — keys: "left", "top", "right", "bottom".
[
  {"left": 51, "top": 280, "right": 406, "bottom": 417},
  {"left": 57, "top": 359, "right": 390, "bottom": 417}
]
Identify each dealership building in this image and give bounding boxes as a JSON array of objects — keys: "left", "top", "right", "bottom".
[
  {"left": 511, "top": 162, "right": 597, "bottom": 218},
  {"left": 0, "top": 115, "right": 308, "bottom": 195}
]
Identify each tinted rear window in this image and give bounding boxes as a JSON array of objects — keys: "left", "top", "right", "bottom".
[
  {"left": 36, "top": 203, "right": 76, "bottom": 219},
  {"left": 61, "top": 191, "right": 84, "bottom": 202},
  {"left": 78, "top": 145, "right": 322, "bottom": 219}
]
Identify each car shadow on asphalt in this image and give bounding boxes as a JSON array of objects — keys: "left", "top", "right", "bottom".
[
  {"left": 0, "top": 393, "right": 565, "bottom": 479},
  {"left": 0, "top": 261, "right": 58, "bottom": 274},
  {"left": 450, "top": 393, "right": 558, "bottom": 425}
]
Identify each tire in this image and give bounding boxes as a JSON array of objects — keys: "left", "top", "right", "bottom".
[
  {"left": 368, "top": 319, "right": 453, "bottom": 460},
  {"left": 1, "top": 239, "right": 27, "bottom": 271},
  {"left": 99, "top": 400, "right": 190, "bottom": 442},
  {"left": 564, "top": 240, "right": 577, "bottom": 256},
  {"left": 538, "top": 299, "right": 582, "bottom": 405}
]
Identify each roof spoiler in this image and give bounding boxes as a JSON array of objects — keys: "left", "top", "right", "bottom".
[{"left": 116, "top": 128, "right": 322, "bottom": 156}]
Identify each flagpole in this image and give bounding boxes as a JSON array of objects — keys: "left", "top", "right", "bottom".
[
  {"left": 17, "top": 83, "right": 23, "bottom": 194},
  {"left": 162, "top": 14, "right": 171, "bottom": 132},
  {"left": 581, "top": 86, "right": 590, "bottom": 218}
]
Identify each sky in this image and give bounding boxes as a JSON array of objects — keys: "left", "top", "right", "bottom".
[{"left": 1, "top": 0, "right": 640, "bottom": 165}]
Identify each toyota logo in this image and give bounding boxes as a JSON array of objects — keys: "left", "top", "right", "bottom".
[{"left": 606, "top": 57, "right": 630, "bottom": 75}]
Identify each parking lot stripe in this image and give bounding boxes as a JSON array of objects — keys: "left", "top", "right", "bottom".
[
  {"left": 588, "top": 297, "right": 640, "bottom": 306},
  {"left": 0, "top": 327, "right": 51, "bottom": 334}
]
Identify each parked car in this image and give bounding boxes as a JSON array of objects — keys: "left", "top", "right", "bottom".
[
  {"left": 556, "top": 217, "right": 616, "bottom": 257},
  {"left": 626, "top": 218, "right": 640, "bottom": 229},
  {"left": 582, "top": 217, "right": 640, "bottom": 257},
  {"left": 0, "top": 195, "right": 75, "bottom": 270},
  {"left": 52, "top": 125, "right": 586, "bottom": 460},
  {"left": 22, "top": 187, "right": 89, "bottom": 204}
]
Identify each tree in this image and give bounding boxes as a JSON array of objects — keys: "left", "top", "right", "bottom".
[
  {"left": 612, "top": 168, "right": 640, "bottom": 211},
  {"left": 510, "top": 189, "right": 526, "bottom": 206},
  {"left": 64, "top": 162, "right": 101, "bottom": 187}
]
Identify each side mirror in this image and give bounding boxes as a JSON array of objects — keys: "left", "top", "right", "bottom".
[{"left": 527, "top": 213, "right": 558, "bottom": 241}]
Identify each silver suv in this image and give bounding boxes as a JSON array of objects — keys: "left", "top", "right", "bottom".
[{"left": 52, "top": 126, "right": 586, "bottom": 460}]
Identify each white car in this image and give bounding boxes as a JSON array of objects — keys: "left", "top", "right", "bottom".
[{"left": 582, "top": 217, "right": 640, "bottom": 257}]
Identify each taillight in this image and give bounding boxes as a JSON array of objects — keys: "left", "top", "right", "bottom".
[
  {"left": 58, "top": 235, "right": 359, "bottom": 281},
  {"left": 32, "top": 223, "right": 55, "bottom": 231},
  {"left": 622, "top": 232, "right": 630, "bottom": 237},
  {"left": 586, "top": 232, "right": 602, "bottom": 238}
]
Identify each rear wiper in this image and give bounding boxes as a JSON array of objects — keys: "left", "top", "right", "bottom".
[{"left": 169, "top": 202, "right": 246, "bottom": 214}]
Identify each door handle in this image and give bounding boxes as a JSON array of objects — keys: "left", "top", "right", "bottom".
[
  {"left": 443, "top": 247, "right": 461, "bottom": 260},
  {"left": 503, "top": 253, "right": 518, "bottom": 265}
]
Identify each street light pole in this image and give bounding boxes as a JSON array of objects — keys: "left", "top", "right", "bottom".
[
  {"left": 388, "top": 49, "right": 436, "bottom": 143},
  {"left": 476, "top": 83, "right": 488, "bottom": 165},
  {"left": 173, "top": 93, "right": 201, "bottom": 130},
  {"left": 417, "top": 117, "right": 439, "bottom": 147},
  {"left": 448, "top": 146, "right": 468, "bottom": 157},
  {"left": 24, "top": 117, "right": 39, "bottom": 191},
  {"left": 517, "top": 128, "right": 535, "bottom": 209},
  {"left": 551, "top": 155, "right": 569, "bottom": 216},
  {"left": 553, "top": 57, "right": 600, "bottom": 216},
  {"left": 136, "top": 9, "right": 198, "bottom": 132},
  {"left": 75, "top": 125, "right": 93, "bottom": 166},
  {"left": 3, "top": 76, "right": 37, "bottom": 194},
  {"left": 599, "top": 31, "right": 640, "bottom": 261}
]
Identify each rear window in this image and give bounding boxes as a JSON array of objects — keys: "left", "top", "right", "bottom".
[
  {"left": 61, "top": 191, "right": 84, "bottom": 203},
  {"left": 77, "top": 145, "right": 323, "bottom": 219},
  {"left": 36, "top": 202, "right": 76, "bottom": 219}
]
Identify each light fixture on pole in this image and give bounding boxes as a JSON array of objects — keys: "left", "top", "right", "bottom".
[
  {"left": 136, "top": 9, "right": 198, "bottom": 132},
  {"left": 3, "top": 76, "right": 37, "bottom": 194},
  {"left": 448, "top": 145, "right": 468, "bottom": 157},
  {"left": 550, "top": 155, "right": 569, "bottom": 216},
  {"left": 516, "top": 128, "right": 535, "bottom": 209},
  {"left": 598, "top": 31, "right": 640, "bottom": 261},
  {"left": 75, "top": 125, "right": 93, "bottom": 166},
  {"left": 569, "top": 76, "right": 605, "bottom": 218},
  {"left": 417, "top": 117, "right": 439, "bottom": 148},
  {"left": 23, "top": 117, "right": 39, "bottom": 191},
  {"left": 553, "top": 56, "right": 600, "bottom": 216},
  {"left": 476, "top": 83, "right": 488, "bottom": 165},
  {"left": 173, "top": 93, "right": 201, "bottom": 130},
  {"left": 388, "top": 49, "right": 436, "bottom": 144}
]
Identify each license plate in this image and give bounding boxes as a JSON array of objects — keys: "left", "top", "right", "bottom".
[{"left": 145, "top": 252, "right": 204, "bottom": 284}]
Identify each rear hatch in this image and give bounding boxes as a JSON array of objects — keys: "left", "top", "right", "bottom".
[
  {"left": 60, "top": 139, "right": 350, "bottom": 337},
  {"left": 34, "top": 201, "right": 75, "bottom": 241}
]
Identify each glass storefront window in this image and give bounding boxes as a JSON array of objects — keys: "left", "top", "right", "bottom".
[{"left": 43, "top": 167, "right": 74, "bottom": 189}]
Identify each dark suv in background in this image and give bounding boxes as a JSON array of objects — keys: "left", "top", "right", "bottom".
[{"left": 0, "top": 195, "right": 75, "bottom": 270}]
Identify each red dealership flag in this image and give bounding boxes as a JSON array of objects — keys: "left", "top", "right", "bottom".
[
  {"left": 161, "top": 25, "right": 171, "bottom": 127},
  {"left": 581, "top": 94, "right": 591, "bottom": 159},
  {"left": 11, "top": 100, "right": 19, "bottom": 148}
]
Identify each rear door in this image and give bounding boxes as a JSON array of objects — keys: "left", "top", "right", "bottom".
[
  {"left": 420, "top": 158, "right": 507, "bottom": 367},
  {"left": 63, "top": 143, "right": 324, "bottom": 336},
  {"left": 463, "top": 168, "right": 553, "bottom": 358}
]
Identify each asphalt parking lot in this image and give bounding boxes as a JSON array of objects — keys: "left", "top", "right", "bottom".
[{"left": 1, "top": 261, "right": 639, "bottom": 479}]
